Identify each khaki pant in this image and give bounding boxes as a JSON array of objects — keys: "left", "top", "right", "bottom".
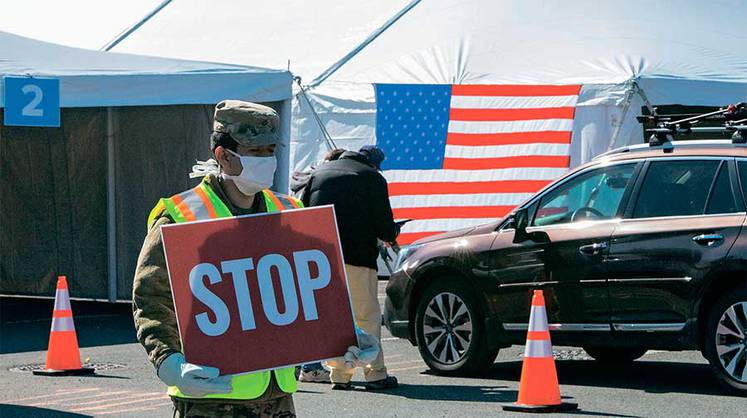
[{"left": 327, "top": 264, "right": 388, "bottom": 383}]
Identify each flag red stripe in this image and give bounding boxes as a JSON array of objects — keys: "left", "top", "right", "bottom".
[
  {"left": 446, "top": 131, "right": 572, "bottom": 146},
  {"left": 388, "top": 180, "right": 552, "bottom": 196},
  {"left": 451, "top": 84, "right": 582, "bottom": 97},
  {"left": 398, "top": 231, "right": 444, "bottom": 245},
  {"left": 443, "top": 155, "right": 571, "bottom": 170},
  {"left": 393, "top": 206, "right": 514, "bottom": 219},
  {"left": 449, "top": 107, "right": 576, "bottom": 122}
]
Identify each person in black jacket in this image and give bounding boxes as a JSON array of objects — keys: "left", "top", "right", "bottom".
[{"left": 301, "top": 145, "right": 399, "bottom": 390}]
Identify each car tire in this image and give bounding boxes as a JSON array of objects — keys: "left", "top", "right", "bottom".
[
  {"left": 414, "top": 277, "right": 499, "bottom": 376},
  {"left": 583, "top": 346, "right": 647, "bottom": 363},
  {"left": 703, "top": 286, "right": 747, "bottom": 395}
]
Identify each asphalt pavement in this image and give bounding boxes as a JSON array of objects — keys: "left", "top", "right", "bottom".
[{"left": 0, "top": 283, "right": 743, "bottom": 417}]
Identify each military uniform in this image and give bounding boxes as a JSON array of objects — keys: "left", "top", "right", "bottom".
[{"left": 132, "top": 101, "right": 300, "bottom": 418}]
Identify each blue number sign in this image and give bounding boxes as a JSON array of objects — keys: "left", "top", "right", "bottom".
[{"left": 3, "top": 77, "right": 60, "bottom": 127}]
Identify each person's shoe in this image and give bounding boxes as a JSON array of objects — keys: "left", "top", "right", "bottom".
[
  {"left": 299, "top": 368, "right": 331, "bottom": 383},
  {"left": 331, "top": 382, "right": 353, "bottom": 390},
  {"left": 365, "top": 376, "right": 398, "bottom": 391}
]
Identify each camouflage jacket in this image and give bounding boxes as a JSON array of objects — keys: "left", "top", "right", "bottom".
[{"left": 132, "top": 174, "right": 266, "bottom": 370}]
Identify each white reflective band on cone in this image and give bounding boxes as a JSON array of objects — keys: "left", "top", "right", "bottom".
[
  {"left": 54, "top": 290, "right": 72, "bottom": 311},
  {"left": 51, "top": 316, "right": 76, "bottom": 332},
  {"left": 524, "top": 339, "right": 553, "bottom": 358},
  {"left": 529, "top": 306, "right": 549, "bottom": 331}
]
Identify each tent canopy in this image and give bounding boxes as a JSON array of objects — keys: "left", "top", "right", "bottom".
[
  {"left": 107, "top": 0, "right": 412, "bottom": 84},
  {"left": 104, "top": 0, "right": 747, "bottom": 102},
  {"left": 0, "top": 0, "right": 162, "bottom": 50},
  {"left": 102, "top": 0, "right": 747, "bottom": 170},
  {"left": 314, "top": 0, "right": 747, "bottom": 105},
  {"left": 0, "top": 31, "right": 292, "bottom": 107}
]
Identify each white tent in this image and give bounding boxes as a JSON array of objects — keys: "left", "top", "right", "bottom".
[
  {"left": 0, "top": 0, "right": 162, "bottom": 50},
  {"left": 0, "top": 32, "right": 293, "bottom": 300},
  {"left": 0, "top": 30, "right": 291, "bottom": 107},
  {"left": 105, "top": 0, "right": 747, "bottom": 172}
]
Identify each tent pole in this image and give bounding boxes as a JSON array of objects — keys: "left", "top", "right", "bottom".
[
  {"left": 307, "top": 0, "right": 422, "bottom": 88},
  {"left": 106, "top": 107, "right": 117, "bottom": 303},
  {"left": 101, "top": 0, "right": 174, "bottom": 51},
  {"left": 607, "top": 80, "right": 638, "bottom": 151},
  {"left": 277, "top": 98, "right": 292, "bottom": 194},
  {"left": 294, "top": 78, "right": 337, "bottom": 151}
]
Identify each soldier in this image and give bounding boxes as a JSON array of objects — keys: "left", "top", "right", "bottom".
[{"left": 132, "top": 100, "right": 377, "bottom": 417}]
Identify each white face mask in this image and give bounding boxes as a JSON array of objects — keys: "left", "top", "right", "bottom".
[{"left": 221, "top": 149, "right": 277, "bottom": 196}]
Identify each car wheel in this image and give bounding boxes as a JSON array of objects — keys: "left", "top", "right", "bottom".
[
  {"left": 703, "top": 287, "right": 747, "bottom": 395},
  {"left": 582, "top": 346, "right": 647, "bottom": 363},
  {"left": 414, "top": 278, "right": 498, "bottom": 376}
]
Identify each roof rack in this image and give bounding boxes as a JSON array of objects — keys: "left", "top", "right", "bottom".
[
  {"left": 595, "top": 104, "right": 747, "bottom": 160},
  {"left": 636, "top": 103, "right": 747, "bottom": 146}
]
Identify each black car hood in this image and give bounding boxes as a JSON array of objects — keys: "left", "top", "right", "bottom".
[{"left": 410, "top": 218, "right": 504, "bottom": 245}]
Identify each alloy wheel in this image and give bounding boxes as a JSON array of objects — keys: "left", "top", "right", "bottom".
[
  {"left": 422, "top": 292, "right": 473, "bottom": 364},
  {"left": 715, "top": 301, "right": 747, "bottom": 383}
]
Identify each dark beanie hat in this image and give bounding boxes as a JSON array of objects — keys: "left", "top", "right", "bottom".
[{"left": 359, "top": 145, "right": 386, "bottom": 169}]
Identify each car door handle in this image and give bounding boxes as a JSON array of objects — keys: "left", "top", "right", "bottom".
[
  {"left": 579, "top": 242, "right": 608, "bottom": 255},
  {"left": 692, "top": 234, "right": 724, "bottom": 246}
]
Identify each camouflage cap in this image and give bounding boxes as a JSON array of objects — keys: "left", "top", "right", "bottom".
[{"left": 213, "top": 100, "right": 280, "bottom": 146}]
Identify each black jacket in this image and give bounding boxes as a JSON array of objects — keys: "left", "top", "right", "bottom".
[{"left": 302, "top": 151, "right": 398, "bottom": 269}]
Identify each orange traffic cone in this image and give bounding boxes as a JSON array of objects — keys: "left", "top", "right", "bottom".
[
  {"left": 32, "top": 276, "right": 95, "bottom": 376},
  {"left": 503, "top": 290, "right": 577, "bottom": 412}
]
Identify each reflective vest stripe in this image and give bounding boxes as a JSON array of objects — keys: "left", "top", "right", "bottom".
[
  {"left": 263, "top": 190, "right": 283, "bottom": 212},
  {"left": 193, "top": 185, "right": 218, "bottom": 218},
  {"left": 198, "top": 181, "right": 232, "bottom": 218},
  {"left": 263, "top": 190, "right": 299, "bottom": 211},
  {"left": 162, "top": 197, "right": 187, "bottom": 224},
  {"left": 147, "top": 200, "right": 167, "bottom": 229},
  {"left": 175, "top": 189, "right": 211, "bottom": 220},
  {"left": 171, "top": 194, "right": 197, "bottom": 222}
]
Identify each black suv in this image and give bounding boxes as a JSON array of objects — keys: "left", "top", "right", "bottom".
[{"left": 385, "top": 139, "right": 747, "bottom": 394}]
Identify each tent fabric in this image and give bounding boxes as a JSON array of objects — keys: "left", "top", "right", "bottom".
[
  {"left": 109, "top": 0, "right": 412, "bottom": 84},
  {"left": 0, "top": 109, "right": 109, "bottom": 299},
  {"left": 289, "top": 0, "right": 747, "bottom": 170},
  {"left": 106, "top": 0, "right": 746, "bottom": 172},
  {"left": 0, "top": 0, "right": 162, "bottom": 50},
  {"left": 0, "top": 31, "right": 293, "bottom": 107}
]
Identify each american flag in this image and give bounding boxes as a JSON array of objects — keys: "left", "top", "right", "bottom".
[{"left": 375, "top": 84, "right": 582, "bottom": 244}]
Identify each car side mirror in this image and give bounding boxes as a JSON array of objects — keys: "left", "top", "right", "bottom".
[{"left": 512, "top": 208, "right": 529, "bottom": 243}]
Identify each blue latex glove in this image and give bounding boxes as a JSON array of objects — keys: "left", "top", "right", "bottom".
[
  {"left": 157, "top": 353, "right": 232, "bottom": 397},
  {"left": 343, "top": 328, "right": 380, "bottom": 368}
]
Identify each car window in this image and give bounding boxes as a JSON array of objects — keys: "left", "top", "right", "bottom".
[
  {"left": 737, "top": 161, "right": 747, "bottom": 206},
  {"left": 633, "top": 160, "right": 719, "bottom": 219},
  {"left": 533, "top": 164, "right": 636, "bottom": 227},
  {"left": 705, "top": 164, "right": 738, "bottom": 215}
]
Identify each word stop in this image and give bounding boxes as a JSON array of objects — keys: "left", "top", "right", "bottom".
[{"left": 188, "top": 249, "right": 332, "bottom": 337}]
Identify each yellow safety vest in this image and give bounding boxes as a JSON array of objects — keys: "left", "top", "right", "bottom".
[{"left": 148, "top": 177, "right": 301, "bottom": 400}]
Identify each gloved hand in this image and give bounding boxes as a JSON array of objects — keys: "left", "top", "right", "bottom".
[
  {"left": 157, "top": 353, "right": 232, "bottom": 397},
  {"left": 342, "top": 328, "right": 380, "bottom": 368}
]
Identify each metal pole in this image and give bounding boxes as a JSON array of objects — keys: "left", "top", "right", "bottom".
[
  {"left": 106, "top": 108, "right": 117, "bottom": 303},
  {"left": 277, "top": 98, "right": 292, "bottom": 194}
]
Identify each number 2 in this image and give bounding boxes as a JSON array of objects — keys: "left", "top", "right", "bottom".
[{"left": 22, "top": 84, "right": 44, "bottom": 117}]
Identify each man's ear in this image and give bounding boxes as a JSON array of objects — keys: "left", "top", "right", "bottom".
[{"left": 214, "top": 146, "right": 230, "bottom": 167}]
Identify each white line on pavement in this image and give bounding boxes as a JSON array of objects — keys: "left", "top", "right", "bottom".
[
  {"left": 95, "top": 401, "right": 174, "bottom": 416},
  {"left": 28, "top": 390, "right": 131, "bottom": 407},
  {"left": 70, "top": 394, "right": 169, "bottom": 412},
  {"left": 2, "top": 388, "right": 100, "bottom": 403}
]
